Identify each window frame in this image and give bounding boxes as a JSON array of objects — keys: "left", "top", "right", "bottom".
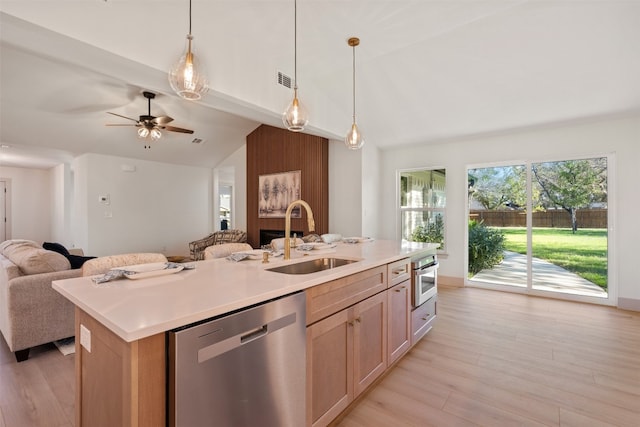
[{"left": 397, "top": 166, "right": 447, "bottom": 252}]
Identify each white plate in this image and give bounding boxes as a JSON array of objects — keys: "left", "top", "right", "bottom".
[
  {"left": 111, "top": 262, "right": 184, "bottom": 280},
  {"left": 232, "top": 249, "right": 268, "bottom": 260},
  {"left": 296, "top": 242, "right": 337, "bottom": 251}
]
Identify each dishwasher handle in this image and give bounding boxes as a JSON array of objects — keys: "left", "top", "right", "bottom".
[
  {"left": 240, "top": 324, "right": 268, "bottom": 344},
  {"left": 197, "top": 311, "right": 296, "bottom": 363}
]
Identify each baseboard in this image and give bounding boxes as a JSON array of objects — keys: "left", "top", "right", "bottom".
[
  {"left": 618, "top": 297, "right": 640, "bottom": 312},
  {"left": 438, "top": 275, "right": 464, "bottom": 288}
]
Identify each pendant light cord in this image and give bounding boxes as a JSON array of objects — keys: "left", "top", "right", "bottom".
[
  {"left": 294, "top": 0, "right": 298, "bottom": 90},
  {"left": 189, "top": 0, "right": 192, "bottom": 35},
  {"left": 352, "top": 43, "right": 356, "bottom": 122}
]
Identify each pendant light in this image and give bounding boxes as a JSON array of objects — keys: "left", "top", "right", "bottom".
[
  {"left": 345, "top": 37, "right": 364, "bottom": 150},
  {"left": 169, "top": 0, "right": 209, "bottom": 100},
  {"left": 282, "top": 0, "right": 309, "bottom": 132}
]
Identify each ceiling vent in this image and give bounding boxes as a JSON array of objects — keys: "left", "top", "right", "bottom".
[
  {"left": 278, "top": 71, "right": 292, "bottom": 89},
  {"left": 191, "top": 138, "right": 204, "bottom": 144}
]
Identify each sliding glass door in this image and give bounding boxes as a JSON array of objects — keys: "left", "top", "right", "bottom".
[{"left": 467, "top": 156, "right": 611, "bottom": 304}]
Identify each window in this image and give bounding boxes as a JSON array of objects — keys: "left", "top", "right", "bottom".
[{"left": 399, "top": 169, "right": 446, "bottom": 250}]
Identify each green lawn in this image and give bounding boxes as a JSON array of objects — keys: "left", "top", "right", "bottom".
[{"left": 496, "top": 227, "right": 608, "bottom": 289}]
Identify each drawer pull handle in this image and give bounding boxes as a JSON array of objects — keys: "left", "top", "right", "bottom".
[
  {"left": 421, "top": 314, "right": 431, "bottom": 321},
  {"left": 355, "top": 317, "right": 361, "bottom": 323},
  {"left": 392, "top": 268, "right": 406, "bottom": 275}
]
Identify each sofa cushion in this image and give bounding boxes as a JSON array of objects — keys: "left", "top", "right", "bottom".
[
  {"left": 0, "top": 240, "right": 70, "bottom": 275},
  {"left": 43, "top": 241, "right": 70, "bottom": 256}
]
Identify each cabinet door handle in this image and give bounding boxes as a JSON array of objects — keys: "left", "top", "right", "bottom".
[
  {"left": 355, "top": 317, "right": 361, "bottom": 323},
  {"left": 421, "top": 314, "right": 431, "bottom": 321},
  {"left": 394, "top": 286, "right": 405, "bottom": 292},
  {"left": 348, "top": 321, "right": 355, "bottom": 326}
]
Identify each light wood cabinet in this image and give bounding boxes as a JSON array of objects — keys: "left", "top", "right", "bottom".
[
  {"left": 387, "top": 258, "right": 411, "bottom": 288},
  {"left": 306, "top": 265, "right": 386, "bottom": 326},
  {"left": 75, "top": 308, "right": 165, "bottom": 427},
  {"left": 306, "top": 291, "right": 387, "bottom": 427},
  {"left": 387, "top": 279, "right": 411, "bottom": 365},
  {"left": 411, "top": 294, "right": 437, "bottom": 345}
]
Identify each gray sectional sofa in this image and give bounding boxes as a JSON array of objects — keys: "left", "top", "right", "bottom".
[{"left": 0, "top": 240, "right": 86, "bottom": 362}]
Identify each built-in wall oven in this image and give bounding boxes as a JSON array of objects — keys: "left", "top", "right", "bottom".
[{"left": 411, "top": 252, "right": 438, "bottom": 307}]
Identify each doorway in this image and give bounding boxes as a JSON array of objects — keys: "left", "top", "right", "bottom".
[{"left": 467, "top": 155, "right": 613, "bottom": 305}]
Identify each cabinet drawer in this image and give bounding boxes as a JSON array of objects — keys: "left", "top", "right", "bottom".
[
  {"left": 387, "top": 258, "right": 410, "bottom": 288},
  {"left": 411, "top": 294, "right": 437, "bottom": 345},
  {"left": 306, "top": 266, "right": 387, "bottom": 325}
]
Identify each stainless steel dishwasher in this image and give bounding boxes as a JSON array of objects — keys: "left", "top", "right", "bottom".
[{"left": 168, "top": 291, "right": 306, "bottom": 427}]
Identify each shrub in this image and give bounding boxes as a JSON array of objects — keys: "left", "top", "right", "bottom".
[
  {"left": 468, "top": 220, "right": 505, "bottom": 274},
  {"left": 411, "top": 214, "right": 444, "bottom": 247}
]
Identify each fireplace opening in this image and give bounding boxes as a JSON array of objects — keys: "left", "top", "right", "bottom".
[{"left": 260, "top": 229, "right": 303, "bottom": 247}]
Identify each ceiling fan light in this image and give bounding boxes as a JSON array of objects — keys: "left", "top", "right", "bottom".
[
  {"left": 138, "top": 127, "right": 150, "bottom": 138},
  {"left": 345, "top": 122, "right": 364, "bottom": 150},
  {"left": 150, "top": 128, "right": 162, "bottom": 140},
  {"left": 169, "top": 34, "right": 208, "bottom": 101},
  {"left": 282, "top": 89, "right": 309, "bottom": 132}
]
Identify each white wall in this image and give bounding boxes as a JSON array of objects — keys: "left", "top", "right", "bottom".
[
  {"left": 329, "top": 140, "right": 362, "bottom": 237},
  {"left": 50, "top": 163, "right": 74, "bottom": 247},
  {"left": 0, "top": 166, "right": 51, "bottom": 243},
  {"left": 215, "top": 145, "right": 247, "bottom": 231},
  {"left": 73, "top": 153, "right": 212, "bottom": 257},
  {"left": 377, "top": 115, "right": 640, "bottom": 304}
]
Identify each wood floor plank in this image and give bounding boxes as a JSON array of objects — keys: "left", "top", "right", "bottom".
[{"left": 336, "top": 287, "right": 640, "bottom": 427}]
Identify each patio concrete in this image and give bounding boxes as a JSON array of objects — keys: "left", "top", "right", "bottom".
[{"left": 470, "top": 251, "right": 607, "bottom": 298}]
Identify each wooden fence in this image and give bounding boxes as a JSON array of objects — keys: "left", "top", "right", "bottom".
[{"left": 469, "top": 209, "right": 607, "bottom": 228}]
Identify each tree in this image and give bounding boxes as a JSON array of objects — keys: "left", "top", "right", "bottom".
[
  {"left": 532, "top": 158, "right": 607, "bottom": 233},
  {"left": 468, "top": 166, "right": 527, "bottom": 210}
]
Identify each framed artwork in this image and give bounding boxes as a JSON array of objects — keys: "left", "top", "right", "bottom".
[{"left": 258, "top": 170, "right": 301, "bottom": 218}]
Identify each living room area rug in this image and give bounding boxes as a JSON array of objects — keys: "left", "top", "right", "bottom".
[{"left": 54, "top": 337, "right": 75, "bottom": 356}]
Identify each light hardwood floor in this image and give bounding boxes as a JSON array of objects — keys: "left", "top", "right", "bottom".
[
  {"left": 334, "top": 287, "right": 640, "bottom": 427},
  {"left": 1, "top": 286, "right": 638, "bottom": 427}
]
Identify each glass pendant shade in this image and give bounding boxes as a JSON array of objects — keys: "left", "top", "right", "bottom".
[
  {"left": 282, "top": 88, "right": 309, "bottom": 132},
  {"left": 345, "top": 37, "right": 364, "bottom": 150},
  {"left": 138, "top": 127, "right": 150, "bottom": 138},
  {"left": 169, "top": 34, "right": 209, "bottom": 100},
  {"left": 283, "top": 0, "right": 308, "bottom": 132},
  {"left": 345, "top": 122, "right": 364, "bottom": 150},
  {"left": 150, "top": 128, "right": 162, "bottom": 140}
]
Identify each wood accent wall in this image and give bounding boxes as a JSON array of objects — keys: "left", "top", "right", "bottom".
[{"left": 246, "top": 124, "right": 329, "bottom": 248}]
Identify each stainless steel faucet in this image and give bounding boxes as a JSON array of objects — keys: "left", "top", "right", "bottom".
[{"left": 284, "top": 200, "right": 315, "bottom": 260}]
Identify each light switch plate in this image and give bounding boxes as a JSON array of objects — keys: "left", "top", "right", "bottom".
[{"left": 80, "top": 324, "right": 91, "bottom": 352}]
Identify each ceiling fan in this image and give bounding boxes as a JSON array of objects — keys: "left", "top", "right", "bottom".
[{"left": 106, "top": 91, "right": 194, "bottom": 148}]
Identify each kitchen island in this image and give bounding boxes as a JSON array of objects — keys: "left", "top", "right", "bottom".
[{"left": 53, "top": 239, "right": 438, "bottom": 427}]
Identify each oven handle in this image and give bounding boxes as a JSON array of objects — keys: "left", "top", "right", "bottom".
[{"left": 414, "top": 262, "right": 439, "bottom": 276}]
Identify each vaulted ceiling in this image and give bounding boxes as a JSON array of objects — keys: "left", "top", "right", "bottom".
[{"left": 1, "top": 1, "right": 639, "bottom": 169}]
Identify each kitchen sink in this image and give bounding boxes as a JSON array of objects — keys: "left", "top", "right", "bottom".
[{"left": 267, "top": 257, "right": 359, "bottom": 275}]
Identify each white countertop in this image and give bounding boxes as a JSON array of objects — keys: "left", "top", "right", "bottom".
[{"left": 53, "top": 240, "right": 438, "bottom": 342}]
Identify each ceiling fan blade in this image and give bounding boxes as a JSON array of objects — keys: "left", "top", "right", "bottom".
[
  {"left": 163, "top": 125, "right": 194, "bottom": 134},
  {"left": 107, "top": 111, "right": 139, "bottom": 122},
  {"left": 152, "top": 115, "right": 174, "bottom": 125}
]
